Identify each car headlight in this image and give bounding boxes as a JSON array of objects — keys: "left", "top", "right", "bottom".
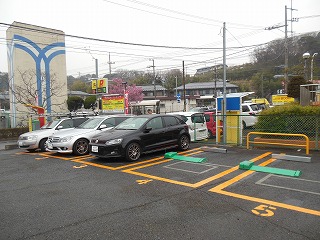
[
  {"left": 60, "top": 136, "right": 74, "bottom": 142},
  {"left": 105, "top": 138, "right": 123, "bottom": 145},
  {"left": 27, "top": 135, "right": 37, "bottom": 141}
]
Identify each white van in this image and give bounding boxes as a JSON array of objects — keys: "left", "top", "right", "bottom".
[
  {"left": 168, "top": 112, "right": 208, "bottom": 142},
  {"left": 241, "top": 103, "right": 261, "bottom": 128}
]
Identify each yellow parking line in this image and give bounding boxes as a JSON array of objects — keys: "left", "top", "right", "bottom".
[
  {"left": 123, "top": 152, "right": 273, "bottom": 188},
  {"left": 193, "top": 152, "right": 272, "bottom": 187},
  {"left": 71, "top": 148, "right": 203, "bottom": 171},
  {"left": 209, "top": 158, "right": 320, "bottom": 217}
]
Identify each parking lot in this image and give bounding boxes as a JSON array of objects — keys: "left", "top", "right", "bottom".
[{"left": 0, "top": 143, "right": 319, "bottom": 240}]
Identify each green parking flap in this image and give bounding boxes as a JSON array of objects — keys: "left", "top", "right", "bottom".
[
  {"left": 164, "top": 152, "right": 207, "bottom": 163},
  {"left": 239, "top": 161, "right": 301, "bottom": 177}
]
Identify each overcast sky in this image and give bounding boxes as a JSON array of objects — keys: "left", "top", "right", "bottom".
[{"left": 0, "top": 0, "right": 319, "bottom": 77}]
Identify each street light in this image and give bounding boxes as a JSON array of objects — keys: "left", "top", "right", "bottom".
[
  {"left": 303, "top": 52, "right": 310, "bottom": 80},
  {"left": 311, "top": 53, "right": 318, "bottom": 81}
]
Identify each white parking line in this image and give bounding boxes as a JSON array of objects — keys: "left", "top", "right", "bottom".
[
  {"left": 256, "top": 174, "right": 320, "bottom": 196},
  {"left": 164, "top": 161, "right": 231, "bottom": 174}
]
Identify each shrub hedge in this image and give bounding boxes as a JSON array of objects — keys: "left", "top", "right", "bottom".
[
  {"left": 0, "top": 127, "right": 29, "bottom": 140},
  {"left": 255, "top": 104, "right": 320, "bottom": 137}
]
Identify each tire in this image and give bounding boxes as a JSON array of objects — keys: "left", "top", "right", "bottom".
[
  {"left": 242, "top": 121, "right": 247, "bottom": 129},
  {"left": 178, "top": 134, "right": 190, "bottom": 151},
  {"left": 207, "top": 130, "right": 213, "bottom": 139},
  {"left": 125, "top": 142, "right": 141, "bottom": 161},
  {"left": 27, "top": 149, "right": 36, "bottom": 153},
  {"left": 39, "top": 138, "right": 48, "bottom": 152},
  {"left": 73, "top": 138, "right": 89, "bottom": 155}
]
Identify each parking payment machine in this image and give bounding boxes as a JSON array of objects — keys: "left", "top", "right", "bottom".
[{"left": 217, "top": 92, "right": 255, "bottom": 145}]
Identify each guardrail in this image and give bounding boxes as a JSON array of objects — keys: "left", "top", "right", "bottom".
[{"left": 247, "top": 132, "right": 310, "bottom": 154}]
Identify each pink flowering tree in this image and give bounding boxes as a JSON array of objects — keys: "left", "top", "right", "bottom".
[{"left": 108, "top": 78, "right": 143, "bottom": 102}]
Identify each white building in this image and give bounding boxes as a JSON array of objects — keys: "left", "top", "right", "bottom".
[{"left": 6, "top": 22, "right": 68, "bottom": 127}]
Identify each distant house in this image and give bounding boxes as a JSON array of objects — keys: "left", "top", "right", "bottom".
[
  {"left": 175, "top": 81, "right": 238, "bottom": 97},
  {"left": 136, "top": 85, "right": 167, "bottom": 99},
  {"left": 67, "top": 90, "right": 92, "bottom": 99}
]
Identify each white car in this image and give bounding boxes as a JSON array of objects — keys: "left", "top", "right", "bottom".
[
  {"left": 46, "top": 115, "right": 131, "bottom": 155},
  {"left": 168, "top": 112, "right": 208, "bottom": 142},
  {"left": 17, "top": 117, "right": 90, "bottom": 152},
  {"left": 241, "top": 103, "right": 261, "bottom": 128}
]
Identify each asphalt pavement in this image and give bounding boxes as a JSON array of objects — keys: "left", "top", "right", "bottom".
[{"left": 1, "top": 141, "right": 319, "bottom": 239}]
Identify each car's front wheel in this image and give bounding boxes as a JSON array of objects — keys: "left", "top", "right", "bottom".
[
  {"left": 207, "top": 130, "right": 214, "bottom": 139},
  {"left": 39, "top": 138, "right": 48, "bottom": 152},
  {"left": 178, "top": 134, "right": 190, "bottom": 151},
  {"left": 125, "top": 142, "right": 141, "bottom": 161},
  {"left": 73, "top": 138, "right": 89, "bottom": 155}
]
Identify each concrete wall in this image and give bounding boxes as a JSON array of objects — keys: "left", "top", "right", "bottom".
[{"left": 6, "top": 22, "right": 68, "bottom": 127}]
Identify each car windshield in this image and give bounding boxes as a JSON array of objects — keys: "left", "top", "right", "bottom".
[
  {"left": 41, "top": 120, "right": 60, "bottom": 129},
  {"left": 250, "top": 104, "right": 260, "bottom": 111},
  {"left": 116, "top": 117, "right": 149, "bottom": 130},
  {"left": 77, "top": 118, "right": 104, "bottom": 129},
  {"left": 189, "top": 107, "right": 207, "bottom": 112}
]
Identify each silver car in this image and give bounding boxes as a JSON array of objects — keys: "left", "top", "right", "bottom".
[
  {"left": 17, "top": 117, "right": 89, "bottom": 152},
  {"left": 46, "top": 115, "right": 131, "bottom": 155}
]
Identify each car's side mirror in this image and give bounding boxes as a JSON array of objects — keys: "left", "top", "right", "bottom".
[
  {"left": 57, "top": 126, "right": 63, "bottom": 130},
  {"left": 99, "top": 124, "right": 107, "bottom": 130},
  {"left": 144, "top": 126, "right": 152, "bottom": 133}
]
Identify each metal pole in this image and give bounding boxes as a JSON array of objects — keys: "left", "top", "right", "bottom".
[
  {"left": 152, "top": 59, "right": 156, "bottom": 99},
  {"left": 95, "top": 58, "right": 98, "bottom": 78},
  {"left": 222, "top": 22, "right": 227, "bottom": 144},
  {"left": 175, "top": 76, "right": 178, "bottom": 97},
  {"left": 95, "top": 59, "right": 99, "bottom": 111},
  {"left": 183, "top": 61, "right": 186, "bottom": 112},
  {"left": 311, "top": 53, "right": 318, "bottom": 81},
  {"left": 284, "top": 5, "right": 288, "bottom": 94}
]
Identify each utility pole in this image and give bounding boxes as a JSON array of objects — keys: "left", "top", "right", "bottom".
[
  {"left": 214, "top": 65, "right": 217, "bottom": 98},
  {"left": 183, "top": 61, "right": 186, "bottom": 112},
  {"left": 108, "top": 52, "right": 115, "bottom": 75},
  {"left": 95, "top": 58, "right": 98, "bottom": 79},
  {"left": 147, "top": 59, "right": 156, "bottom": 99},
  {"left": 175, "top": 76, "right": 178, "bottom": 97},
  {"left": 222, "top": 22, "right": 227, "bottom": 144},
  {"left": 284, "top": 5, "right": 288, "bottom": 94},
  {"left": 265, "top": 4, "right": 297, "bottom": 94}
]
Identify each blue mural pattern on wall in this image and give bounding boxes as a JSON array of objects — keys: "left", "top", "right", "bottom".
[{"left": 12, "top": 34, "right": 65, "bottom": 114}]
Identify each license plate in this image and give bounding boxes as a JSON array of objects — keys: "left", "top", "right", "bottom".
[
  {"left": 91, "top": 146, "right": 98, "bottom": 152},
  {"left": 47, "top": 142, "right": 53, "bottom": 149}
]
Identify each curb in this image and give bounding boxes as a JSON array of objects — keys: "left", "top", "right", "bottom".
[{"left": 5, "top": 144, "right": 19, "bottom": 150}]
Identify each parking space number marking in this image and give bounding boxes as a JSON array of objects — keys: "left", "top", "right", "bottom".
[
  {"left": 136, "top": 179, "right": 153, "bottom": 185},
  {"left": 252, "top": 205, "right": 276, "bottom": 217}
]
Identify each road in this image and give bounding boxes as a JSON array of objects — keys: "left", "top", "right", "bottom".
[{"left": 0, "top": 143, "right": 319, "bottom": 240}]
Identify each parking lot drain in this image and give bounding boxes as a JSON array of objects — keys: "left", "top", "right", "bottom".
[
  {"left": 164, "top": 152, "right": 207, "bottom": 163},
  {"left": 239, "top": 161, "right": 301, "bottom": 177}
]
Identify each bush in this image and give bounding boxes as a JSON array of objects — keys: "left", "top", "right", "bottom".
[
  {"left": 0, "top": 127, "right": 29, "bottom": 140},
  {"left": 67, "top": 96, "right": 84, "bottom": 112},
  {"left": 255, "top": 104, "right": 320, "bottom": 137}
]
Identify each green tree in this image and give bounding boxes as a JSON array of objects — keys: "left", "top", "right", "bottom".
[
  {"left": 163, "top": 69, "right": 182, "bottom": 94},
  {"left": 287, "top": 76, "right": 308, "bottom": 99},
  {"left": 69, "top": 80, "right": 89, "bottom": 92},
  {"left": 67, "top": 96, "right": 84, "bottom": 111},
  {"left": 84, "top": 95, "right": 96, "bottom": 109}
]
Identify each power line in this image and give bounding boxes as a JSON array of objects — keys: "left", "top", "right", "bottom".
[{"left": 0, "top": 22, "right": 267, "bottom": 50}]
